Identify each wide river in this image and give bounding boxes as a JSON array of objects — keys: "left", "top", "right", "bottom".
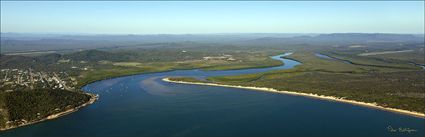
[{"left": 3, "top": 53, "right": 424, "bottom": 137}]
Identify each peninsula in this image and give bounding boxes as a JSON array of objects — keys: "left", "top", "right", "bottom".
[{"left": 163, "top": 78, "right": 425, "bottom": 118}]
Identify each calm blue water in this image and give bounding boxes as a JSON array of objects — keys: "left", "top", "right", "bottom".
[
  {"left": 2, "top": 53, "right": 424, "bottom": 137},
  {"left": 315, "top": 53, "right": 335, "bottom": 60}
]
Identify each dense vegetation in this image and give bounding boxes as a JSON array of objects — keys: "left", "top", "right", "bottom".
[
  {"left": 208, "top": 71, "right": 425, "bottom": 113},
  {"left": 1, "top": 89, "right": 91, "bottom": 128}
]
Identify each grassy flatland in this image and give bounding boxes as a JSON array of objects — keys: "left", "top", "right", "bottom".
[
  {"left": 358, "top": 50, "right": 414, "bottom": 56},
  {"left": 322, "top": 51, "right": 420, "bottom": 70},
  {"left": 365, "top": 49, "right": 425, "bottom": 64},
  {"left": 112, "top": 62, "right": 142, "bottom": 67}
]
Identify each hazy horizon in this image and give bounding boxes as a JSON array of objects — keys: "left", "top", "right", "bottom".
[{"left": 1, "top": 32, "right": 424, "bottom": 35}]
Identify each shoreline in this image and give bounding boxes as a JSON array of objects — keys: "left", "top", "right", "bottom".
[
  {"left": 163, "top": 78, "right": 425, "bottom": 119},
  {"left": 0, "top": 93, "right": 98, "bottom": 131},
  {"left": 0, "top": 53, "right": 286, "bottom": 132}
]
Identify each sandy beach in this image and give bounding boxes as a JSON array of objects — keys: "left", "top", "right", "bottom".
[
  {"left": 0, "top": 93, "right": 98, "bottom": 131},
  {"left": 163, "top": 78, "right": 425, "bottom": 118}
]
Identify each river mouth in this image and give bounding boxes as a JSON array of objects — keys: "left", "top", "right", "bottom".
[{"left": 3, "top": 53, "right": 424, "bottom": 137}]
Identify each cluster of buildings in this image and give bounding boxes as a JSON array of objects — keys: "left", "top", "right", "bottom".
[{"left": 0, "top": 69, "right": 77, "bottom": 92}]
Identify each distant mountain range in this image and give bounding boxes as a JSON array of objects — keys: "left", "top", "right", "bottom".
[
  {"left": 246, "top": 33, "right": 424, "bottom": 44},
  {"left": 1, "top": 33, "right": 423, "bottom": 53}
]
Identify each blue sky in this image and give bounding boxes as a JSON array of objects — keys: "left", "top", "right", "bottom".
[{"left": 1, "top": 1, "right": 424, "bottom": 34}]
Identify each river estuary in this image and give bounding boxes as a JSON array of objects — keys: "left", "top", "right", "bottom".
[{"left": 2, "top": 53, "right": 424, "bottom": 137}]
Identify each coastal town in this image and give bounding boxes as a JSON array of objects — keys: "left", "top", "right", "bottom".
[{"left": 0, "top": 69, "right": 78, "bottom": 92}]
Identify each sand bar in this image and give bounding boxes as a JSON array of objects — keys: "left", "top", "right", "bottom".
[{"left": 163, "top": 78, "right": 425, "bottom": 118}]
